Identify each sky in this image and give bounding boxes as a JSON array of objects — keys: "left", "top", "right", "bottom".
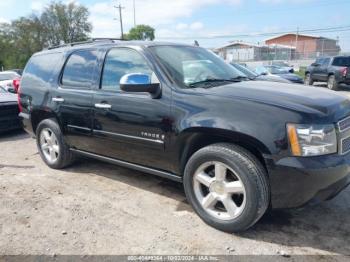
[{"left": 0, "top": 0, "right": 349, "bottom": 50}]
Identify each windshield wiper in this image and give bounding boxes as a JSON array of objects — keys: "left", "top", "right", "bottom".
[{"left": 188, "top": 76, "right": 248, "bottom": 88}]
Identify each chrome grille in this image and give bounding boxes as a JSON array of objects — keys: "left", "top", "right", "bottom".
[
  {"left": 341, "top": 136, "right": 350, "bottom": 155},
  {"left": 338, "top": 116, "right": 350, "bottom": 132}
]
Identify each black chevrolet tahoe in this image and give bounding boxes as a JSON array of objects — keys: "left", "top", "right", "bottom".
[{"left": 19, "top": 39, "right": 350, "bottom": 232}]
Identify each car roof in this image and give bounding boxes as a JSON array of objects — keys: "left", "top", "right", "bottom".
[{"left": 35, "top": 39, "right": 195, "bottom": 56}]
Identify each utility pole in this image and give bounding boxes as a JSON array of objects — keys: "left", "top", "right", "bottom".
[
  {"left": 114, "top": 3, "right": 125, "bottom": 39},
  {"left": 133, "top": 0, "right": 136, "bottom": 27},
  {"left": 295, "top": 27, "right": 299, "bottom": 59}
]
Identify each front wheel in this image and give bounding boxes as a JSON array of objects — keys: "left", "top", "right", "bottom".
[
  {"left": 36, "top": 118, "right": 75, "bottom": 169},
  {"left": 327, "top": 75, "right": 339, "bottom": 91},
  {"left": 305, "top": 73, "right": 313, "bottom": 86},
  {"left": 183, "top": 143, "right": 269, "bottom": 232}
]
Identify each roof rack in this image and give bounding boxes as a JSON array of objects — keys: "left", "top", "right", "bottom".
[{"left": 48, "top": 38, "right": 124, "bottom": 50}]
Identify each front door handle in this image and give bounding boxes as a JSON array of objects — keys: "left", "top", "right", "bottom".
[
  {"left": 95, "top": 103, "right": 112, "bottom": 109},
  {"left": 52, "top": 97, "right": 65, "bottom": 102}
]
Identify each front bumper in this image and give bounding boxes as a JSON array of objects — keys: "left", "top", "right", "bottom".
[{"left": 267, "top": 153, "right": 350, "bottom": 209}]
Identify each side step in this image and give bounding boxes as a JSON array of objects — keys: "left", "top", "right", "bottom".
[{"left": 70, "top": 148, "right": 182, "bottom": 183}]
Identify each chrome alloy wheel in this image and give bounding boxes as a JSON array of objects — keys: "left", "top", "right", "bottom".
[
  {"left": 39, "top": 128, "right": 60, "bottom": 164},
  {"left": 327, "top": 75, "right": 335, "bottom": 89},
  {"left": 193, "top": 161, "right": 246, "bottom": 220}
]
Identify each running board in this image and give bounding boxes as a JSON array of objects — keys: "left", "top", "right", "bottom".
[{"left": 70, "top": 149, "right": 182, "bottom": 183}]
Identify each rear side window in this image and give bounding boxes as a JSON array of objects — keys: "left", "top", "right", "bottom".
[
  {"left": 23, "top": 52, "right": 63, "bottom": 85},
  {"left": 333, "top": 57, "right": 350, "bottom": 67},
  {"left": 61, "top": 50, "right": 98, "bottom": 88}
]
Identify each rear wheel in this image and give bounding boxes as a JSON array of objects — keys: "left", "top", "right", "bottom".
[
  {"left": 36, "top": 118, "right": 75, "bottom": 169},
  {"left": 327, "top": 75, "right": 338, "bottom": 91},
  {"left": 304, "top": 73, "right": 313, "bottom": 86},
  {"left": 183, "top": 143, "right": 269, "bottom": 232}
]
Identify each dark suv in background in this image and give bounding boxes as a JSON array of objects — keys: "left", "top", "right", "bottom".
[
  {"left": 19, "top": 39, "right": 350, "bottom": 232},
  {"left": 305, "top": 56, "right": 350, "bottom": 90}
]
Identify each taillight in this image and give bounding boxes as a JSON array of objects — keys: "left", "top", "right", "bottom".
[
  {"left": 17, "top": 84, "right": 22, "bottom": 113},
  {"left": 340, "top": 67, "right": 348, "bottom": 77},
  {"left": 13, "top": 78, "right": 20, "bottom": 93}
]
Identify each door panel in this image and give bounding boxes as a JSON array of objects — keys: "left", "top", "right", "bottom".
[
  {"left": 90, "top": 47, "right": 172, "bottom": 171},
  {"left": 53, "top": 49, "right": 98, "bottom": 151},
  {"left": 53, "top": 88, "right": 93, "bottom": 151}
]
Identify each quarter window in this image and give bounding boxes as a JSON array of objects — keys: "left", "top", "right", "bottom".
[
  {"left": 101, "top": 48, "right": 152, "bottom": 91},
  {"left": 61, "top": 50, "right": 98, "bottom": 88}
]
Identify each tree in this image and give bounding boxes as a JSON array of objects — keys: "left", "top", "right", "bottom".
[
  {"left": 0, "top": 1, "right": 93, "bottom": 69},
  {"left": 125, "top": 25, "right": 155, "bottom": 41},
  {"left": 40, "top": 1, "right": 92, "bottom": 46}
]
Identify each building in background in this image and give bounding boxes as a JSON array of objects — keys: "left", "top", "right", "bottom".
[
  {"left": 215, "top": 41, "right": 295, "bottom": 62},
  {"left": 265, "top": 33, "right": 340, "bottom": 59}
]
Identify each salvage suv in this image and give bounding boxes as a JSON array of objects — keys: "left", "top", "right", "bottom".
[{"left": 19, "top": 39, "right": 350, "bottom": 232}]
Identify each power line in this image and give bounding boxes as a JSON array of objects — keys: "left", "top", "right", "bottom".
[{"left": 157, "top": 25, "right": 350, "bottom": 40}]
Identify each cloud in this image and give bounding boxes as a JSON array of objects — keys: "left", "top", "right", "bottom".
[
  {"left": 190, "top": 22, "right": 204, "bottom": 30},
  {"left": 89, "top": 0, "right": 242, "bottom": 37},
  {"left": 0, "top": 17, "right": 9, "bottom": 24},
  {"left": 31, "top": 1, "right": 44, "bottom": 11}
]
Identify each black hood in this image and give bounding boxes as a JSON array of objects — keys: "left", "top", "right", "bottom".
[{"left": 198, "top": 81, "right": 350, "bottom": 119}]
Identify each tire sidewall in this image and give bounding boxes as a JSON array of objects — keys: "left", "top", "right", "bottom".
[
  {"left": 184, "top": 146, "right": 265, "bottom": 232},
  {"left": 36, "top": 119, "right": 67, "bottom": 169}
]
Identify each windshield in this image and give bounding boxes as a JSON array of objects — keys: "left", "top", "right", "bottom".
[
  {"left": 266, "top": 66, "right": 289, "bottom": 74},
  {"left": 230, "top": 63, "right": 258, "bottom": 78},
  {"left": 150, "top": 46, "right": 246, "bottom": 88}
]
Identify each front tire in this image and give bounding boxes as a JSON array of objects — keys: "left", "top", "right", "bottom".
[
  {"left": 305, "top": 73, "right": 313, "bottom": 86},
  {"left": 36, "top": 118, "right": 75, "bottom": 169},
  {"left": 183, "top": 143, "right": 269, "bottom": 232},
  {"left": 327, "top": 75, "right": 338, "bottom": 91}
]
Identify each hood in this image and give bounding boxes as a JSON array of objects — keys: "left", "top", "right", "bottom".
[
  {"left": 0, "top": 92, "right": 17, "bottom": 103},
  {"left": 198, "top": 81, "right": 350, "bottom": 118}
]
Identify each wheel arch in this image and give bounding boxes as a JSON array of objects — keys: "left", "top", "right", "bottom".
[
  {"left": 177, "top": 127, "right": 271, "bottom": 175},
  {"left": 31, "top": 109, "right": 61, "bottom": 135}
]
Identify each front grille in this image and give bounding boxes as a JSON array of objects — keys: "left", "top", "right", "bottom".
[
  {"left": 341, "top": 136, "right": 350, "bottom": 154},
  {"left": 338, "top": 116, "right": 350, "bottom": 132},
  {"left": 0, "top": 104, "right": 19, "bottom": 118}
]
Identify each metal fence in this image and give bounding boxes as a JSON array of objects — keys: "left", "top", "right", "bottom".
[{"left": 219, "top": 39, "right": 346, "bottom": 63}]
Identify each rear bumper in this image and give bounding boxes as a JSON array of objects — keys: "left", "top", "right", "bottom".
[
  {"left": 18, "top": 112, "right": 34, "bottom": 136},
  {"left": 266, "top": 153, "right": 350, "bottom": 209}
]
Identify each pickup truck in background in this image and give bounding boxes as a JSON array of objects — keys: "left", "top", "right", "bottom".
[{"left": 305, "top": 56, "right": 350, "bottom": 90}]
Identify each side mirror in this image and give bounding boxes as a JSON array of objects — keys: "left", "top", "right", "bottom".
[
  {"left": 311, "top": 63, "right": 320, "bottom": 67},
  {"left": 120, "top": 73, "right": 160, "bottom": 97}
]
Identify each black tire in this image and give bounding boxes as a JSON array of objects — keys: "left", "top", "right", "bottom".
[
  {"left": 305, "top": 73, "right": 313, "bottom": 86},
  {"left": 36, "top": 118, "right": 75, "bottom": 169},
  {"left": 327, "top": 75, "right": 339, "bottom": 91},
  {"left": 183, "top": 143, "right": 269, "bottom": 232}
]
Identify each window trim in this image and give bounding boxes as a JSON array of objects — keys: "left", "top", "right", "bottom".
[
  {"left": 98, "top": 47, "right": 155, "bottom": 94},
  {"left": 59, "top": 48, "right": 98, "bottom": 90}
]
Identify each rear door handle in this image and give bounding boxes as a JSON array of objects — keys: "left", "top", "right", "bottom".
[
  {"left": 52, "top": 97, "right": 65, "bottom": 102},
  {"left": 95, "top": 103, "right": 112, "bottom": 109}
]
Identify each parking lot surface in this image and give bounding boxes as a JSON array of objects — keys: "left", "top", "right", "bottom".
[{"left": 0, "top": 87, "right": 350, "bottom": 257}]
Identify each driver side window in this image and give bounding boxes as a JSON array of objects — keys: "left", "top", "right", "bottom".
[{"left": 101, "top": 48, "right": 152, "bottom": 91}]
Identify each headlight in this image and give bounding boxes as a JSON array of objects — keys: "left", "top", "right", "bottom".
[{"left": 287, "top": 124, "right": 337, "bottom": 156}]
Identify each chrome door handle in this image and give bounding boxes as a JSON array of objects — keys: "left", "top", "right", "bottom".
[
  {"left": 95, "top": 103, "right": 112, "bottom": 109},
  {"left": 52, "top": 97, "right": 65, "bottom": 102}
]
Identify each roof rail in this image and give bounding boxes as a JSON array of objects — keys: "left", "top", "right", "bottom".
[{"left": 47, "top": 38, "right": 124, "bottom": 50}]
